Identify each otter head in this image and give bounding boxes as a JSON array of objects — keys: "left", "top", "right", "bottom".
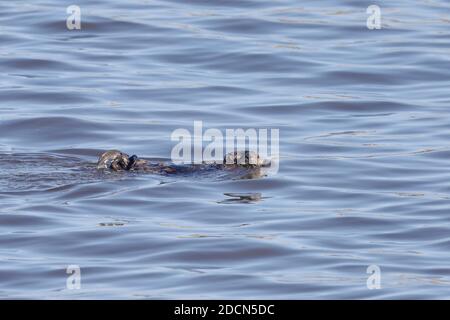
[{"left": 97, "top": 150, "right": 131, "bottom": 171}]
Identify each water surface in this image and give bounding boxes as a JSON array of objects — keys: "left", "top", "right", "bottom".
[{"left": 1, "top": 0, "right": 450, "bottom": 299}]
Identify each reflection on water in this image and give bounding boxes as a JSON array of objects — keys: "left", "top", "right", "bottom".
[
  {"left": 1, "top": 0, "right": 450, "bottom": 299},
  {"left": 220, "top": 193, "right": 263, "bottom": 204}
]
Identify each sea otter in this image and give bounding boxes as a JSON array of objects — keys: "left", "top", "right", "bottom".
[{"left": 97, "top": 150, "right": 266, "bottom": 173}]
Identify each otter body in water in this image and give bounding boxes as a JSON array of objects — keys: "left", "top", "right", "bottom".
[{"left": 97, "top": 150, "right": 267, "bottom": 175}]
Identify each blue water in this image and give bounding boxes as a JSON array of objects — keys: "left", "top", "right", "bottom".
[{"left": 1, "top": 0, "right": 450, "bottom": 299}]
